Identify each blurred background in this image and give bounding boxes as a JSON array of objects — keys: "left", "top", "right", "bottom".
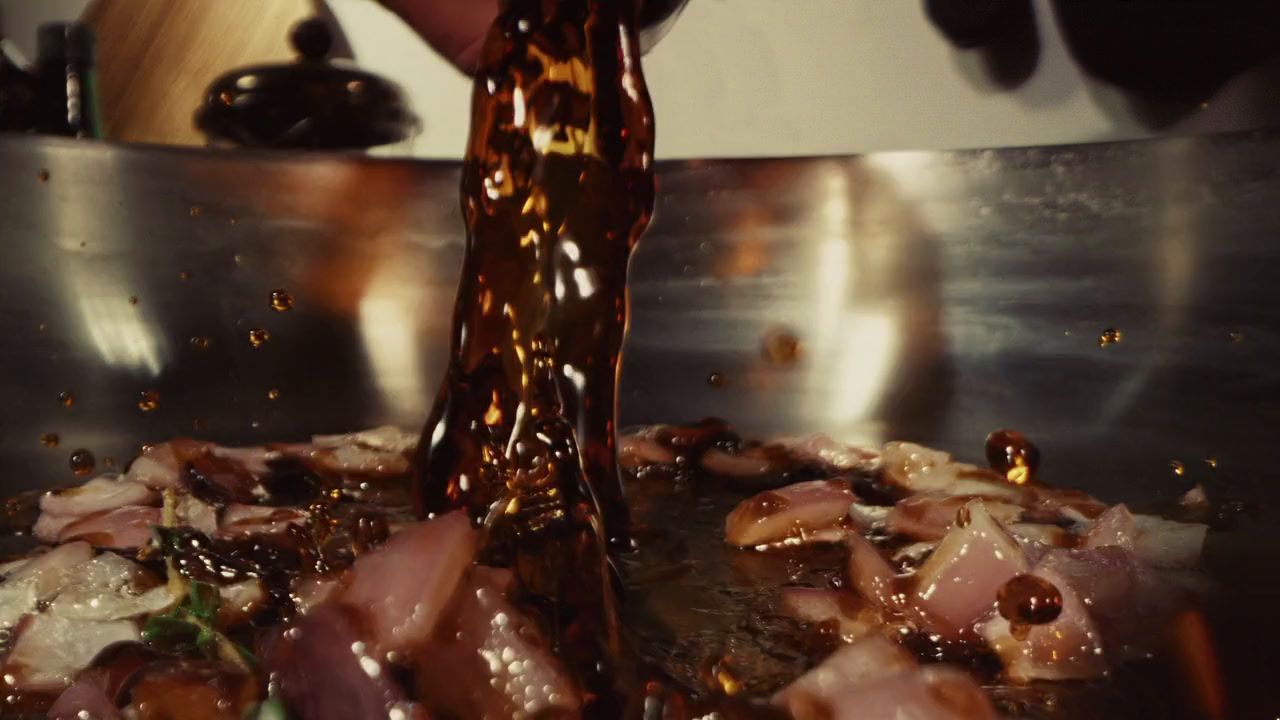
[{"left": 2, "top": 0, "right": 1279, "bottom": 158}]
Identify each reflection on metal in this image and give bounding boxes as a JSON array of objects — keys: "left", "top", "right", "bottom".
[
  {"left": 2, "top": 133, "right": 1280, "bottom": 515},
  {"left": 2, "top": 130, "right": 1280, "bottom": 715}
]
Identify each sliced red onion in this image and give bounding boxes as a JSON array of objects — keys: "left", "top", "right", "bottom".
[
  {"left": 774, "top": 635, "right": 997, "bottom": 720},
  {"left": 416, "top": 569, "right": 581, "bottom": 719},
  {"left": 339, "top": 511, "right": 476, "bottom": 654},
  {"left": 911, "top": 500, "right": 1028, "bottom": 637},
  {"left": 1085, "top": 504, "right": 1208, "bottom": 569},
  {"left": 779, "top": 587, "right": 877, "bottom": 642},
  {"left": 846, "top": 533, "right": 903, "bottom": 612},
  {"left": 266, "top": 604, "right": 425, "bottom": 720}
]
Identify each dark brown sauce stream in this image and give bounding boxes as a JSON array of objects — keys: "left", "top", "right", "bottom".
[{"left": 412, "top": 0, "right": 656, "bottom": 714}]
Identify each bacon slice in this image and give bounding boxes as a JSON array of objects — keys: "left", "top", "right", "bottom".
[
  {"left": 725, "top": 480, "right": 856, "bottom": 548},
  {"left": 4, "top": 614, "right": 139, "bottom": 691},
  {"left": 57, "top": 506, "right": 161, "bottom": 550}
]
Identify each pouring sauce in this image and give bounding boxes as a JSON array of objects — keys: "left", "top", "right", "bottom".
[{"left": 412, "top": 0, "right": 655, "bottom": 712}]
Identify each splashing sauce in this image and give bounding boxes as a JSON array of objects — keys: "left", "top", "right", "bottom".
[{"left": 413, "top": 0, "right": 655, "bottom": 713}]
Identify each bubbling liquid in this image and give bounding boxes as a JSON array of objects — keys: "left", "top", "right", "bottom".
[{"left": 412, "top": 0, "right": 655, "bottom": 713}]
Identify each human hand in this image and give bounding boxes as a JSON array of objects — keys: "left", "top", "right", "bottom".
[
  {"left": 379, "top": 0, "right": 498, "bottom": 74},
  {"left": 381, "top": 0, "right": 688, "bottom": 75}
]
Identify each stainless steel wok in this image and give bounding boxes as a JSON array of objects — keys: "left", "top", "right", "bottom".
[{"left": 0, "top": 131, "right": 1277, "bottom": 715}]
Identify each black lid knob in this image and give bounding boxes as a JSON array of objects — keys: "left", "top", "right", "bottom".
[
  {"left": 290, "top": 18, "right": 333, "bottom": 61},
  {"left": 195, "top": 18, "right": 419, "bottom": 150}
]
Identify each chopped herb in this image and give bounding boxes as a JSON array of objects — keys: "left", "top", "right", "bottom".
[{"left": 142, "top": 581, "right": 255, "bottom": 671}]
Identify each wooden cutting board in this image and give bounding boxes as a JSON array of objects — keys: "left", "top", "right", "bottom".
[{"left": 85, "top": 0, "right": 314, "bottom": 145}]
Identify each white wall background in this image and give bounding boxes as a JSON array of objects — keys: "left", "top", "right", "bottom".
[{"left": 3, "top": 0, "right": 1274, "bottom": 159}]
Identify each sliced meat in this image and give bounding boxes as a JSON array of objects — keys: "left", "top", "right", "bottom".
[
  {"left": 184, "top": 454, "right": 264, "bottom": 505},
  {"left": 911, "top": 500, "right": 1028, "bottom": 637},
  {"left": 311, "top": 426, "right": 417, "bottom": 454},
  {"left": 265, "top": 605, "right": 424, "bottom": 720},
  {"left": 217, "top": 505, "right": 309, "bottom": 537},
  {"left": 702, "top": 447, "right": 776, "bottom": 479},
  {"left": 38, "top": 477, "right": 157, "bottom": 522},
  {"left": 295, "top": 426, "right": 417, "bottom": 477},
  {"left": 174, "top": 494, "right": 219, "bottom": 535},
  {"left": 125, "top": 439, "right": 214, "bottom": 491},
  {"left": 881, "top": 443, "right": 1006, "bottom": 495},
  {"left": 4, "top": 614, "right": 139, "bottom": 691},
  {"left": 339, "top": 511, "right": 476, "bottom": 654},
  {"left": 6, "top": 542, "right": 94, "bottom": 598},
  {"left": 57, "top": 506, "right": 161, "bottom": 550},
  {"left": 777, "top": 434, "right": 880, "bottom": 472},
  {"left": 211, "top": 446, "right": 278, "bottom": 477},
  {"left": 725, "top": 480, "right": 856, "bottom": 548},
  {"left": 779, "top": 587, "right": 877, "bottom": 642},
  {"left": 416, "top": 569, "right": 581, "bottom": 720},
  {"left": 617, "top": 433, "right": 676, "bottom": 469},
  {"left": 886, "top": 494, "right": 1022, "bottom": 542},
  {"left": 48, "top": 553, "right": 173, "bottom": 622},
  {"left": 846, "top": 502, "right": 891, "bottom": 533}
]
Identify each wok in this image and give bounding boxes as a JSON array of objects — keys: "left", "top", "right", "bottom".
[{"left": 0, "top": 131, "right": 1277, "bottom": 715}]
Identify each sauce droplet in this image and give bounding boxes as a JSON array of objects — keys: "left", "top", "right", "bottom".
[
  {"left": 128, "top": 296, "right": 138, "bottom": 306},
  {"left": 984, "top": 429, "right": 1040, "bottom": 485},
  {"left": 1204, "top": 457, "right": 1218, "bottom": 469},
  {"left": 250, "top": 420, "right": 261, "bottom": 429},
  {"left": 997, "top": 573, "right": 1063, "bottom": 627},
  {"left": 1227, "top": 331, "right": 1243, "bottom": 343},
  {"left": 56, "top": 391, "right": 74, "bottom": 408},
  {"left": 267, "top": 388, "right": 281, "bottom": 401},
  {"left": 178, "top": 270, "right": 192, "bottom": 281},
  {"left": 233, "top": 254, "right": 244, "bottom": 265},
  {"left": 69, "top": 449, "right": 96, "bottom": 477},
  {"left": 706, "top": 371, "right": 725, "bottom": 388},
  {"left": 1098, "top": 328, "right": 1123, "bottom": 347},
  {"left": 37, "top": 169, "right": 50, "bottom": 183},
  {"left": 269, "top": 289, "right": 294, "bottom": 312},
  {"left": 137, "top": 390, "right": 160, "bottom": 413},
  {"left": 40, "top": 433, "right": 60, "bottom": 449},
  {"left": 248, "top": 328, "right": 270, "bottom": 348},
  {"left": 1170, "top": 460, "right": 1186, "bottom": 477},
  {"left": 762, "top": 328, "right": 802, "bottom": 367},
  {"left": 189, "top": 206, "right": 202, "bottom": 218},
  {"left": 189, "top": 336, "right": 213, "bottom": 351}
]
